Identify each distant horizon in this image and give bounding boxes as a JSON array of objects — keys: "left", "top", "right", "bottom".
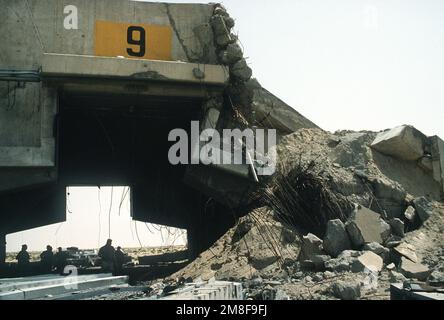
[{"left": 6, "top": 244, "right": 187, "bottom": 254}]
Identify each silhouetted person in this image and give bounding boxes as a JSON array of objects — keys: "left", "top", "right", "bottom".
[
  {"left": 54, "top": 247, "right": 67, "bottom": 275},
  {"left": 40, "top": 245, "right": 54, "bottom": 273},
  {"left": 98, "top": 239, "right": 115, "bottom": 273},
  {"left": 16, "top": 244, "right": 30, "bottom": 275},
  {"left": 114, "top": 246, "right": 126, "bottom": 275}
]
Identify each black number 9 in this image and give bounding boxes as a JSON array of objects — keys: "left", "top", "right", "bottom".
[{"left": 127, "top": 26, "right": 146, "bottom": 57}]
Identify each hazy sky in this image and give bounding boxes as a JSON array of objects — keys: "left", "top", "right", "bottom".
[
  {"left": 7, "top": 0, "right": 444, "bottom": 251},
  {"left": 139, "top": 0, "right": 443, "bottom": 138}
]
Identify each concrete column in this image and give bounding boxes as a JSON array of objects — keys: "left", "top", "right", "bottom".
[{"left": 0, "top": 234, "right": 6, "bottom": 265}]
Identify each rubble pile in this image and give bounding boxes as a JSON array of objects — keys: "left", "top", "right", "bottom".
[{"left": 164, "top": 126, "right": 444, "bottom": 300}]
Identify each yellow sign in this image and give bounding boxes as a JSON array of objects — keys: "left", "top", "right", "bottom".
[{"left": 94, "top": 20, "right": 172, "bottom": 61}]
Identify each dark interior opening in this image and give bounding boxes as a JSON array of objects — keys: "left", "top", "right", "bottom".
[{"left": 58, "top": 91, "right": 235, "bottom": 257}]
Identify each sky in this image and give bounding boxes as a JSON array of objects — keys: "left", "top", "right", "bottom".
[
  {"left": 139, "top": 0, "right": 443, "bottom": 138},
  {"left": 7, "top": 0, "right": 444, "bottom": 251}
]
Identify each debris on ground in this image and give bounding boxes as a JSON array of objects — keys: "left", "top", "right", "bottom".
[{"left": 161, "top": 126, "right": 444, "bottom": 300}]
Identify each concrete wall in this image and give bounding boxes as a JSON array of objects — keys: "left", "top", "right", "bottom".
[{"left": 0, "top": 0, "right": 219, "bottom": 190}]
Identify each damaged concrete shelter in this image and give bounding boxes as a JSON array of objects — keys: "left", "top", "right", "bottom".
[
  {"left": 1, "top": 0, "right": 443, "bottom": 300},
  {"left": 0, "top": 0, "right": 316, "bottom": 265}
]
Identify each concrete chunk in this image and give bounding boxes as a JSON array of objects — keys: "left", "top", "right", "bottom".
[
  {"left": 399, "top": 257, "right": 431, "bottom": 281},
  {"left": 351, "top": 251, "right": 383, "bottom": 273},
  {"left": 370, "top": 125, "right": 427, "bottom": 161},
  {"left": 323, "top": 219, "right": 351, "bottom": 257},
  {"left": 299, "top": 233, "right": 324, "bottom": 261},
  {"left": 362, "top": 242, "right": 390, "bottom": 262},
  {"left": 345, "top": 205, "right": 391, "bottom": 247}
]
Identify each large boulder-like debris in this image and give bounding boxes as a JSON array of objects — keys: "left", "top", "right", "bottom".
[
  {"left": 323, "top": 219, "right": 351, "bottom": 257},
  {"left": 413, "top": 197, "right": 433, "bottom": 223},
  {"left": 331, "top": 281, "right": 361, "bottom": 300},
  {"left": 399, "top": 257, "right": 431, "bottom": 281},
  {"left": 362, "top": 242, "right": 390, "bottom": 262},
  {"left": 345, "top": 205, "right": 391, "bottom": 247},
  {"left": 370, "top": 125, "right": 427, "bottom": 161},
  {"left": 351, "top": 251, "right": 383, "bottom": 273},
  {"left": 299, "top": 233, "right": 324, "bottom": 261}
]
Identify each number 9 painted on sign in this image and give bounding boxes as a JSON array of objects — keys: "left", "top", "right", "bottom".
[
  {"left": 95, "top": 20, "right": 172, "bottom": 61},
  {"left": 127, "top": 26, "right": 146, "bottom": 57}
]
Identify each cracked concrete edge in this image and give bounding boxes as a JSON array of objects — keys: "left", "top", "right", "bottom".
[{"left": 164, "top": 3, "right": 202, "bottom": 63}]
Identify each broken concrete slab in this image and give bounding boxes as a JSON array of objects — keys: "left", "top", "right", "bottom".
[
  {"left": 393, "top": 243, "right": 418, "bottom": 263},
  {"left": 362, "top": 242, "right": 390, "bottom": 262},
  {"left": 351, "top": 251, "right": 383, "bottom": 273},
  {"left": 323, "top": 219, "right": 351, "bottom": 257},
  {"left": 389, "top": 218, "right": 405, "bottom": 238},
  {"left": 370, "top": 125, "right": 427, "bottom": 161},
  {"left": 413, "top": 197, "right": 433, "bottom": 223},
  {"left": 0, "top": 274, "right": 128, "bottom": 300},
  {"left": 345, "top": 205, "right": 391, "bottom": 247},
  {"left": 331, "top": 280, "right": 361, "bottom": 300},
  {"left": 299, "top": 233, "right": 324, "bottom": 261},
  {"left": 399, "top": 257, "right": 431, "bottom": 281}
]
